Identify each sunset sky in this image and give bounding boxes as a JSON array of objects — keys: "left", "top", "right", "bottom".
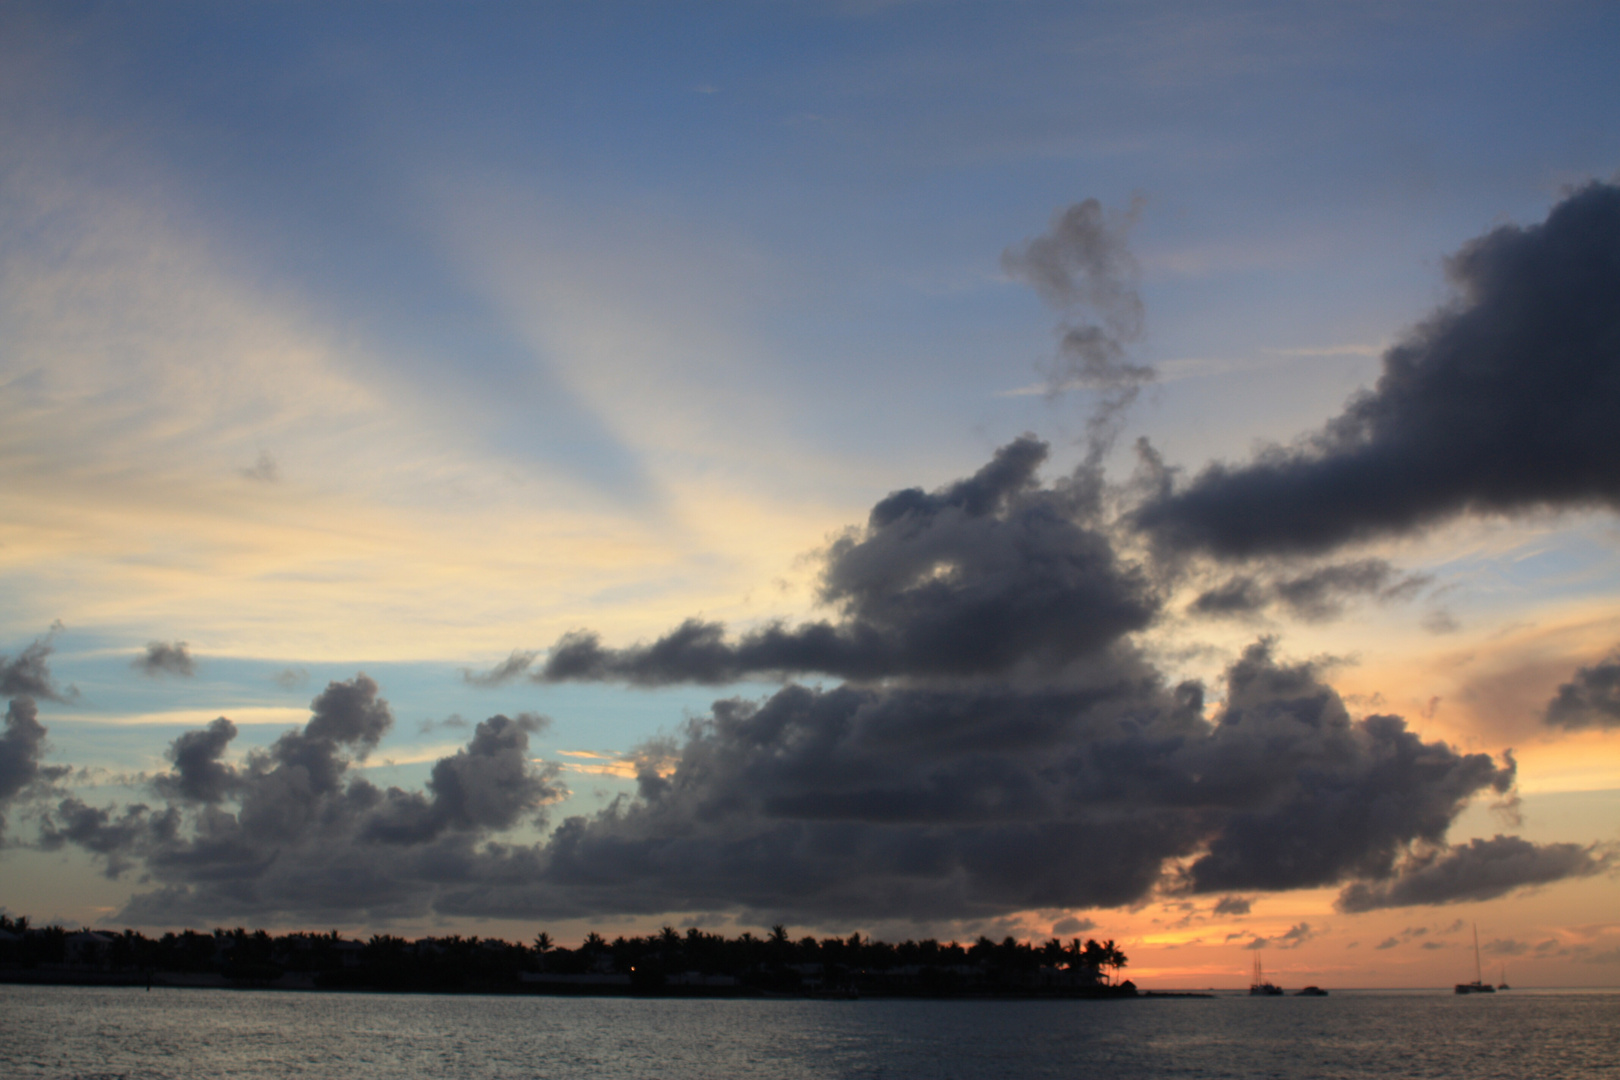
[{"left": 2, "top": 2, "right": 1618, "bottom": 989}]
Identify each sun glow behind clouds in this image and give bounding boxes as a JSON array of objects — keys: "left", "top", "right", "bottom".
[
  {"left": 0, "top": 3, "right": 1617, "bottom": 983},
  {"left": 0, "top": 151, "right": 865, "bottom": 662}
]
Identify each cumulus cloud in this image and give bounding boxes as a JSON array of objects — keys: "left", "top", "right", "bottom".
[
  {"left": 27, "top": 436, "right": 1595, "bottom": 927},
  {"left": 132, "top": 641, "right": 196, "bottom": 678},
  {"left": 152, "top": 718, "right": 240, "bottom": 803},
  {"left": 37, "top": 641, "right": 1525, "bottom": 926},
  {"left": 39, "top": 675, "right": 565, "bottom": 924},
  {"left": 1335, "top": 834, "right": 1613, "bottom": 911},
  {"left": 1544, "top": 651, "right": 1620, "bottom": 729},
  {"left": 495, "top": 438, "right": 1158, "bottom": 686},
  {"left": 433, "top": 641, "right": 1514, "bottom": 924},
  {"left": 1, "top": 635, "right": 74, "bottom": 841},
  {"left": 1137, "top": 182, "right": 1620, "bottom": 558},
  {"left": 0, "top": 697, "right": 69, "bottom": 841},
  {"left": 0, "top": 632, "right": 68, "bottom": 702},
  {"left": 1177, "top": 643, "right": 1514, "bottom": 895}
]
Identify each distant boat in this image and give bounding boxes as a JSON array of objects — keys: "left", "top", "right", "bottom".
[
  {"left": 1455, "top": 924, "right": 1496, "bottom": 994},
  {"left": 1249, "top": 954, "right": 1283, "bottom": 996},
  {"left": 1296, "top": 985, "right": 1328, "bottom": 996},
  {"left": 1497, "top": 962, "right": 1509, "bottom": 991}
]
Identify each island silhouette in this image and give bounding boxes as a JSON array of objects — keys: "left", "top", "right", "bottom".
[{"left": 0, "top": 913, "right": 1136, "bottom": 998}]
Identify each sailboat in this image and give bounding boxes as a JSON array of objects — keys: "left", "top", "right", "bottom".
[
  {"left": 1454, "top": 924, "right": 1495, "bottom": 994},
  {"left": 1249, "top": 954, "right": 1283, "bottom": 996},
  {"left": 1497, "top": 963, "right": 1510, "bottom": 991}
]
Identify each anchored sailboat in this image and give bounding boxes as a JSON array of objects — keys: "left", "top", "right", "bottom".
[
  {"left": 1455, "top": 924, "right": 1495, "bottom": 994},
  {"left": 1249, "top": 954, "right": 1283, "bottom": 996}
]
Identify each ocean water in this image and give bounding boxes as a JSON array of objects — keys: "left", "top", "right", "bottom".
[{"left": 1, "top": 985, "right": 1615, "bottom": 1079}]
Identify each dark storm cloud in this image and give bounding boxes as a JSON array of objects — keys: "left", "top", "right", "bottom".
[
  {"left": 0, "top": 697, "right": 69, "bottom": 840},
  {"left": 39, "top": 798, "right": 180, "bottom": 877},
  {"left": 39, "top": 641, "right": 1524, "bottom": 926},
  {"left": 0, "top": 699, "right": 50, "bottom": 807},
  {"left": 1544, "top": 651, "right": 1620, "bottom": 729},
  {"left": 1335, "top": 834, "right": 1613, "bottom": 912},
  {"left": 153, "top": 718, "right": 239, "bottom": 803},
  {"left": 0, "top": 633, "right": 67, "bottom": 701},
  {"left": 40, "top": 675, "right": 566, "bottom": 923},
  {"left": 1190, "top": 559, "right": 1426, "bottom": 622},
  {"left": 362, "top": 714, "right": 558, "bottom": 843},
  {"left": 32, "top": 426, "right": 1596, "bottom": 926},
  {"left": 1137, "top": 181, "right": 1620, "bottom": 559},
  {"left": 1188, "top": 576, "right": 1267, "bottom": 617},
  {"left": 500, "top": 438, "right": 1158, "bottom": 686},
  {"left": 0, "top": 634, "right": 74, "bottom": 840},
  {"left": 132, "top": 641, "right": 196, "bottom": 678},
  {"left": 1002, "top": 198, "right": 1153, "bottom": 454},
  {"left": 432, "top": 642, "right": 1513, "bottom": 923},
  {"left": 303, "top": 674, "right": 393, "bottom": 751},
  {"left": 1178, "top": 642, "right": 1513, "bottom": 895}
]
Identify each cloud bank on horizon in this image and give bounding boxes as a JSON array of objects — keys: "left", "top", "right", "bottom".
[{"left": 4, "top": 184, "right": 1619, "bottom": 930}]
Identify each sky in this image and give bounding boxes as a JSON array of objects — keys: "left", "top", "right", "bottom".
[{"left": 2, "top": 1, "right": 1619, "bottom": 989}]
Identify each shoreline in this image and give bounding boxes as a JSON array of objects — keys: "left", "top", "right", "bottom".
[{"left": 0, "top": 965, "right": 1147, "bottom": 1000}]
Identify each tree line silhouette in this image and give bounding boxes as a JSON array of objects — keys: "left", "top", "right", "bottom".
[{"left": 0, "top": 913, "right": 1133, "bottom": 997}]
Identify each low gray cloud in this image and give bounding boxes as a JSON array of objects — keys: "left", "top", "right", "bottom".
[
  {"left": 132, "top": 641, "right": 196, "bottom": 678},
  {"left": 1544, "top": 651, "right": 1620, "bottom": 729},
  {"left": 1190, "top": 559, "right": 1427, "bottom": 622},
  {"left": 1137, "top": 182, "right": 1620, "bottom": 559},
  {"left": 482, "top": 438, "right": 1159, "bottom": 687},
  {"left": 1336, "top": 834, "right": 1613, "bottom": 911},
  {"left": 1213, "top": 895, "right": 1252, "bottom": 916}
]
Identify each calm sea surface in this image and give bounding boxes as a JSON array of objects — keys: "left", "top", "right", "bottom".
[{"left": 2, "top": 985, "right": 1615, "bottom": 1079}]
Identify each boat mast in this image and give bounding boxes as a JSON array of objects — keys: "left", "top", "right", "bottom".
[{"left": 1473, "top": 924, "right": 1483, "bottom": 985}]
